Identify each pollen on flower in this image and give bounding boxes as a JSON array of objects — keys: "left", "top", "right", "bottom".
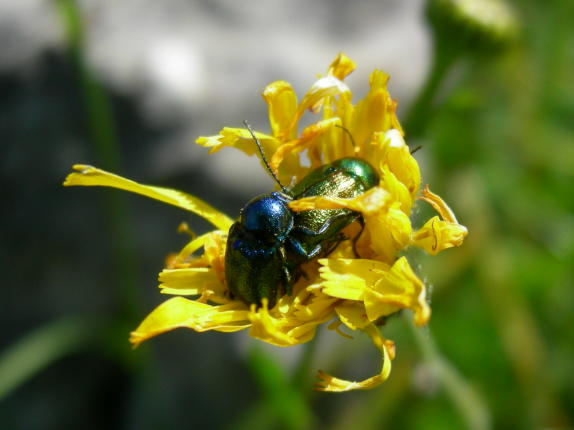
[{"left": 64, "top": 53, "right": 467, "bottom": 392}]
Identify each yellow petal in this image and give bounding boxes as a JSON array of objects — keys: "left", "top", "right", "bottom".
[
  {"left": 171, "top": 232, "right": 211, "bottom": 265},
  {"left": 196, "top": 127, "right": 279, "bottom": 158},
  {"left": 413, "top": 186, "right": 468, "bottom": 255},
  {"left": 319, "top": 258, "right": 390, "bottom": 301},
  {"left": 248, "top": 301, "right": 317, "bottom": 347},
  {"left": 420, "top": 185, "right": 459, "bottom": 224},
  {"left": 364, "top": 257, "right": 430, "bottom": 326},
  {"left": 362, "top": 203, "right": 412, "bottom": 263},
  {"left": 64, "top": 165, "right": 233, "bottom": 231},
  {"left": 383, "top": 130, "right": 421, "bottom": 197},
  {"left": 327, "top": 53, "right": 357, "bottom": 80},
  {"left": 158, "top": 267, "right": 222, "bottom": 297},
  {"left": 315, "top": 324, "right": 392, "bottom": 392},
  {"left": 412, "top": 216, "right": 469, "bottom": 255},
  {"left": 262, "top": 80, "right": 298, "bottom": 141},
  {"left": 334, "top": 302, "right": 370, "bottom": 330},
  {"left": 349, "top": 70, "right": 401, "bottom": 150},
  {"left": 298, "top": 76, "right": 351, "bottom": 117},
  {"left": 130, "top": 297, "right": 250, "bottom": 346},
  {"left": 289, "top": 186, "right": 389, "bottom": 216},
  {"left": 270, "top": 118, "right": 342, "bottom": 177},
  {"left": 196, "top": 128, "right": 289, "bottom": 186},
  {"left": 379, "top": 167, "right": 414, "bottom": 214}
]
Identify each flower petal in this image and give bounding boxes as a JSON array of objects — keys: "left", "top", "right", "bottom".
[
  {"left": 289, "top": 186, "right": 389, "bottom": 216},
  {"left": 262, "top": 80, "right": 298, "bottom": 141},
  {"left": 382, "top": 130, "right": 421, "bottom": 197},
  {"left": 130, "top": 297, "right": 250, "bottom": 346},
  {"left": 249, "top": 301, "right": 317, "bottom": 347},
  {"left": 196, "top": 127, "right": 279, "bottom": 157},
  {"left": 64, "top": 165, "right": 233, "bottom": 231},
  {"left": 169, "top": 232, "right": 211, "bottom": 267},
  {"left": 379, "top": 167, "right": 414, "bottom": 214},
  {"left": 298, "top": 76, "right": 351, "bottom": 117},
  {"left": 350, "top": 70, "right": 402, "bottom": 149},
  {"left": 412, "top": 216, "right": 468, "bottom": 255},
  {"left": 327, "top": 53, "right": 357, "bottom": 80},
  {"left": 315, "top": 324, "right": 393, "bottom": 392},
  {"left": 361, "top": 202, "right": 413, "bottom": 263},
  {"left": 269, "top": 117, "right": 342, "bottom": 177},
  {"left": 158, "top": 267, "right": 222, "bottom": 297},
  {"left": 335, "top": 301, "right": 370, "bottom": 329},
  {"left": 420, "top": 185, "right": 459, "bottom": 224},
  {"left": 319, "top": 258, "right": 390, "bottom": 301},
  {"left": 364, "top": 257, "right": 430, "bottom": 326},
  {"left": 413, "top": 186, "right": 468, "bottom": 255}
]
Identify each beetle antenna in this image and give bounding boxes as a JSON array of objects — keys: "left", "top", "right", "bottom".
[
  {"left": 243, "top": 121, "right": 289, "bottom": 194},
  {"left": 335, "top": 124, "right": 356, "bottom": 151},
  {"left": 410, "top": 145, "right": 422, "bottom": 155}
]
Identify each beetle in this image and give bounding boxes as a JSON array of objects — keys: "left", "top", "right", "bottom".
[{"left": 225, "top": 122, "right": 379, "bottom": 308}]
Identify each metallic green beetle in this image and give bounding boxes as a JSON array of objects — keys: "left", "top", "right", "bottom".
[{"left": 225, "top": 125, "right": 379, "bottom": 308}]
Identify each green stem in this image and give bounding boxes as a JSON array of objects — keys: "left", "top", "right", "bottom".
[
  {"left": 243, "top": 343, "right": 314, "bottom": 430},
  {"left": 407, "top": 316, "right": 491, "bottom": 430},
  {"left": 56, "top": 0, "right": 140, "bottom": 318},
  {"left": 292, "top": 331, "right": 319, "bottom": 393},
  {"left": 0, "top": 317, "right": 95, "bottom": 401},
  {"left": 403, "top": 40, "right": 459, "bottom": 140}
]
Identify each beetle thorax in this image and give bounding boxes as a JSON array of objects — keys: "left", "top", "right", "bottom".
[{"left": 239, "top": 193, "right": 293, "bottom": 242}]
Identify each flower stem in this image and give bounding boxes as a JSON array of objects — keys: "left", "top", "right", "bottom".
[
  {"left": 244, "top": 343, "right": 314, "bottom": 430},
  {"left": 292, "top": 331, "right": 320, "bottom": 393},
  {"left": 406, "top": 315, "right": 491, "bottom": 430},
  {"left": 55, "top": 0, "right": 140, "bottom": 318},
  {"left": 403, "top": 37, "right": 459, "bottom": 140}
]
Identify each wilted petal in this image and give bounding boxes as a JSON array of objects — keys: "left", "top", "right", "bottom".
[
  {"left": 420, "top": 185, "right": 459, "bottom": 223},
  {"left": 413, "top": 186, "right": 468, "bottom": 255},
  {"left": 315, "top": 324, "right": 393, "bottom": 392},
  {"left": 412, "top": 216, "right": 468, "bottom": 255}
]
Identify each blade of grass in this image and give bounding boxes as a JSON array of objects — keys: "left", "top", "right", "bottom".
[
  {"left": 55, "top": 0, "right": 140, "bottom": 317},
  {"left": 244, "top": 344, "right": 314, "bottom": 430},
  {"left": 0, "top": 317, "right": 93, "bottom": 401},
  {"left": 407, "top": 315, "right": 491, "bottom": 430}
]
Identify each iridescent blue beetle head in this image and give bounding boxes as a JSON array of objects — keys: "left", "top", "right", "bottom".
[{"left": 239, "top": 192, "right": 293, "bottom": 242}]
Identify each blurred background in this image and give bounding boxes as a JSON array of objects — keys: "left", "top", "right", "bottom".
[{"left": 1, "top": 0, "right": 573, "bottom": 429}]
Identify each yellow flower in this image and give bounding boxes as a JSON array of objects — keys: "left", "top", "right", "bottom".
[{"left": 64, "top": 53, "right": 468, "bottom": 392}]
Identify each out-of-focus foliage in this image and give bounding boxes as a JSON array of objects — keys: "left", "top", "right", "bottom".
[{"left": 0, "top": 0, "right": 572, "bottom": 429}]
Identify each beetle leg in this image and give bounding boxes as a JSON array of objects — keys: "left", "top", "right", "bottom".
[
  {"left": 286, "top": 236, "right": 322, "bottom": 260},
  {"left": 322, "top": 232, "right": 347, "bottom": 257},
  {"left": 279, "top": 246, "right": 299, "bottom": 296}
]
